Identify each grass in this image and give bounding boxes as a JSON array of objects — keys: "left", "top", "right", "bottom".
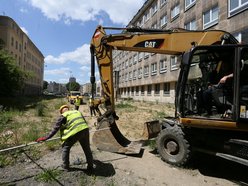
[
  {"left": 153, "top": 111, "right": 167, "bottom": 119},
  {"left": 35, "top": 102, "right": 47, "bottom": 116},
  {"left": 146, "top": 139, "right": 157, "bottom": 150},
  {"left": 0, "top": 96, "right": 67, "bottom": 167},
  {"left": 80, "top": 174, "right": 97, "bottom": 185},
  {"left": 115, "top": 101, "right": 134, "bottom": 109},
  {"left": 35, "top": 168, "right": 61, "bottom": 183},
  {"left": 0, "top": 154, "right": 13, "bottom": 167}
]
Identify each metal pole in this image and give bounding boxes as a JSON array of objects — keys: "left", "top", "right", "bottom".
[
  {"left": 0, "top": 127, "right": 110, "bottom": 153},
  {"left": 0, "top": 137, "right": 60, "bottom": 153}
]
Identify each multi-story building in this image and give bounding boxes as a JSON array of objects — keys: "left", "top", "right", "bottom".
[
  {"left": 0, "top": 15, "right": 44, "bottom": 95},
  {"left": 113, "top": 0, "right": 248, "bottom": 103},
  {"left": 81, "top": 81, "right": 102, "bottom": 97},
  {"left": 47, "top": 81, "right": 67, "bottom": 94},
  {"left": 82, "top": 83, "right": 92, "bottom": 95},
  {"left": 69, "top": 76, "right": 76, "bottom": 83}
]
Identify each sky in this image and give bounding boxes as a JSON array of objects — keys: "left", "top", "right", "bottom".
[{"left": 1, "top": 0, "right": 145, "bottom": 84}]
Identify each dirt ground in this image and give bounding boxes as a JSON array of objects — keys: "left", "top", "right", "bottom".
[{"left": 1, "top": 101, "right": 248, "bottom": 186}]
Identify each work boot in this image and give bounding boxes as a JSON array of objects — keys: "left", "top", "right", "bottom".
[
  {"left": 61, "top": 164, "right": 70, "bottom": 171},
  {"left": 86, "top": 165, "right": 95, "bottom": 175}
]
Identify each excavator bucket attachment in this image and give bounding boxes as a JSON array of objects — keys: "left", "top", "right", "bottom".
[{"left": 92, "top": 119, "right": 161, "bottom": 154}]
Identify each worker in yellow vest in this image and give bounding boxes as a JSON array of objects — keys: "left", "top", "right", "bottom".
[
  {"left": 36, "top": 105, "right": 93, "bottom": 172},
  {"left": 74, "top": 95, "right": 81, "bottom": 110},
  {"left": 88, "top": 97, "right": 96, "bottom": 116}
]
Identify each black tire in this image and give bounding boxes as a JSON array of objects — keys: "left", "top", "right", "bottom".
[{"left": 156, "top": 125, "right": 191, "bottom": 167}]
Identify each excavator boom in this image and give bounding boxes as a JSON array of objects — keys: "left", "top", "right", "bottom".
[{"left": 90, "top": 25, "right": 237, "bottom": 154}]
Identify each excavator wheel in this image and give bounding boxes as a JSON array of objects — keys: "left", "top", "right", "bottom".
[{"left": 156, "top": 125, "right": 191, "bottom": 166}]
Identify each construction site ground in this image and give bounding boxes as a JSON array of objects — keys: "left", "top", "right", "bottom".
[{"left": 1, "top": 100, "right": 248, "bottom": 186}]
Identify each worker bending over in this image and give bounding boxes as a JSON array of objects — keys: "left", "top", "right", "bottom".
[
  {"left": 88, "top": 97, "right": 102, "bottom": 116},
  {"left": 36, "top": 105, "right": 93, "bottom": 172}
]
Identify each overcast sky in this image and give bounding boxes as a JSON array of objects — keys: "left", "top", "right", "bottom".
[{"left": 1, "top": 0, "right": 145, "bottom": 84}]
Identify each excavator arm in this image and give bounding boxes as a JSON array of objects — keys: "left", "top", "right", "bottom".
[{"left": 90, "top": 25, "right": 237, "bottom": 154}]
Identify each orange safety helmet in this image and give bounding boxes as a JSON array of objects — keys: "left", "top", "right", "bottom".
[{"left": 59, "top": 105, "right": 69, "bottom": 114}]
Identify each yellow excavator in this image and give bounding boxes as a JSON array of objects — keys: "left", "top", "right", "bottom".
[{"left": 90, "top": 25, "right": 248, "bottom": 166}]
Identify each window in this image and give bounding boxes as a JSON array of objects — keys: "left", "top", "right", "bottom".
[
  {"left": 129, "top": 57, "right": 133, "bottom": 66},
  {"left": 129, "top": 71, "right": 132, "bottom": 80},
  {"left": 138, "top": 67, "right": 143, "bottom": 79},
  {"left": 160, "top": 0, "right": 166, "bottom": 7},
  {"left": 160, "top": 59, "right": 167, "bottom": 73},
  {"left": 15, "top": 41, "right": 18, "bottom": 50},
  {"left": 133, "top": 70, "right": 137, "bottom": 80},
  {"left": 125, "top": 60, "right": 128, "bottom": 67},
  {"left": 163, "top": 83, "right": 170, "bottom": 95},
  {"left": 171, "top": 4, "right": 180, "bottom": 20},
  {"left": 144, "top": 10, "right": 150, "bottom": 23},
  {"left": 155, "top": 84, "right": 160, "bottom": 95},
  {"left": 229, "top": 0, "right": 248, "bottom": 17},
  {"left": 160, "top": 15, "right": 168, "bottom": 27},
  {"left": 11, "top": 37, "right": 14, "bottom": 46},
  {"left": 185, "top": 0, "right": 196, "bottom": 10},
  {"left": 144, "top": 65, "right": 149, "bottom": 77},
  {"left": 151, "top": 63, "right": 157, "bottom": 76},
  {"left": 141, "top": 86, "right": 145, "bottom": 95},
  {"left": 203, "top": 6, "right": 219, "bottom": 29},
  {"left": 131, "top": 87, "right": 134, "bottom": 96},
  {"left": 151, "top": 1, "right": 158, "bottom": 15},
  {"left": 185, "top": 19, "right": 196, "bottom": 30},
  {"left": 125, "top": 73, "right": 128, "bottom": 82},
  {"left": 147, "top": 85, "right": 152, "bottom": 95},
  {"left": 144, "top": 52, "right": 149, "bottom": 59},
  {"left": 170, "top": 56, "right": 179, "bottom": 70},
  {"left": 138, "top": 52, "right": 143, "bottom": 61},
  {"left": 136, "top": 86, "right": 139, "bottom": 95},
  {"left": 151, "top": 22, "right": 158, "bottom": 29},
  {"left": 134, "top": 53, "right": 138, "bottom": 64},
  {"left": 234, "top": 32, "right": 242, "bottom": 43}
]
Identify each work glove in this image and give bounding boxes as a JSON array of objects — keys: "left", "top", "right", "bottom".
[{"left": 36, "top": 137, "right": 47, "bottom": 142}]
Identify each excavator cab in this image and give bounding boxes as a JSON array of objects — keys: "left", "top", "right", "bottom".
[{"left": 177, "top": 45, "right": 248, "bottom": 121}]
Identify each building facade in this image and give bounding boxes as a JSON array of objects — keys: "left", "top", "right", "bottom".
[
  {"left": 0, "top": 16, "right": 44, "bottom": 95},
  {"left": 112, "top": 0, "right": 248, "bottom": 103},
  {"left": 82, "top": 83, "right": 92, "bottom": 95},
  {"left": 47, "top": 81, "right": 67, "bottom": 95}
]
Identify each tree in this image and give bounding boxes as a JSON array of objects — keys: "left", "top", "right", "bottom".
[
  {"left": 66, "top": 81, "right": 80, "bottom": 91},
  {"left": 0, "top": 49, "right": 29, "bottom": 96}
]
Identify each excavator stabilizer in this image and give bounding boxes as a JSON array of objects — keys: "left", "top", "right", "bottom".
[{"left": 92, "top": 119, "right": 161, "bottom": 154}]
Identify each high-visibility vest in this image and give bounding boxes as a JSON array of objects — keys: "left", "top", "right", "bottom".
[
  {"left": 60, "top": 110, "right": 88, "bottom": 141},
  {"left": 75, "top": 98, "right": 81, "bottom": 106}
]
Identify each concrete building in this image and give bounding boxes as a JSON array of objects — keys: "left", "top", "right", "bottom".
[
  {"left": 112, "top": 0, "right": 248, "bottom": 103},
  {"left": 81, "top": 81, "right": 102, "bottom": 97},
  {"left": 69, "top": 76, "right": 76, "bottom": 83},
  {"left": 0, "top": 15, "right": 44, "bottom": 95},
  {"left": 82, "top": 83, "right": 92, "bottom": 94},
  {"left": 96, "top": 80, "right": 102, "bottom": 97},
  {"left": 47, "top": 81, "right": 67, "bottom": 94}
]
